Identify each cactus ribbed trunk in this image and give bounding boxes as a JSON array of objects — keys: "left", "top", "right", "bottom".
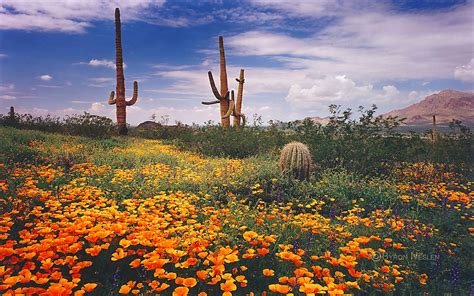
[
  {"left": 279, "top": 142, "right": 312, "bottom": 181},
  {"left": 108, "top": 8, "right": 138, "bottom": 135},
  {"left": 202, "top": 35, "right": 244, "bottom": 127},
  {"left": 234, "top": 69, "right": 244, "bottom": 126},
  {"left": 219, "top": 36, "right": 230, "bottom": 127},
  {"left": 9, "top": 106, "right": 14, "bottom": 120},
  {"left": 432, "top": 115, "right": 438, "bottom": 144},
  {"left": 115, "top": 8, "right": 127, "bottom": 135}
]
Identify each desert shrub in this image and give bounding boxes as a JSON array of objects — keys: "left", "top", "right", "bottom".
[
  {"left": 174, "top": 125, "right": 287, "bottom": 158},
  {"left": 290, "top": 105, "right": 472, "bottom": 176},
  {"left": 0, "top": 112, "right": 114, "bottom": 138},
  {"left": 63, "top": 113, "right": 115, "bottom": 138},
  {"left": 130, "top": 124, "right": 195, "bottom": 141}
]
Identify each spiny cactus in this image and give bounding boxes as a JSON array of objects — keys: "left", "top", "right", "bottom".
[
  {"left": 107, "top": 7, "right": 138, "bottom": 135},
  {"left": 279, "top": 142, "right": 312, "bottom": 180},
  {"left": 431, "top": 115, "right": 438, "bottom": 144},
  {"left": 220, "top": 73, "right": 246, "bottom": 126},
  {"left": 8, "top": 106, "right": 14, "bottom": 120},
  {"left": 233, "top": 69, "right": 246, "bottom": 126},
  {"left": 7, "top": 106, "right": 18, "bottom": 126},
  {"left": 202, "top": 36, "right": 246, "bottom": 127}
]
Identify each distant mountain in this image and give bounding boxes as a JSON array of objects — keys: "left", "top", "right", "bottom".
[
  {"left": 384, "top": 89, "right": 474, "bottom": 126},
  {"left": 136, "top": 121, "right": 162, "bottom": 130},
  {"left": 305, "top": 116, "right": 331, "bottom": 125}
]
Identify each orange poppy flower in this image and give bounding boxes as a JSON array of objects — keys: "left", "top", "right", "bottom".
[
  {"left": 129, "top": 259, "right": 140, "bottom": 268},
  {"left": 196, "top": 270, "right": 208, "bottom": 280},
  {"left": 182, "top": 278, "right": 198, "bottom": 287},
  {"left": 172, "top": 286, "right": 189, "bottom": 296},
  {"left": 119, "top": 285, "right": 131, "bottom": 294},
  {"left": 220, "top": 280, "right": 237, "bottom": 292},
  {"left": 263, "top": 269, "right": 275, "bottom": 277},
  {"left": 269, "top": 284, "right": 292, "bottom": 294},
  {"left": 83, "top": 283, "right": 97, "bottom": 292}
]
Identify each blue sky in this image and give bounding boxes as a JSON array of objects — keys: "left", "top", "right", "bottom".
[{"left": 0, "top": 0, "right": 473, "bottom": 125}]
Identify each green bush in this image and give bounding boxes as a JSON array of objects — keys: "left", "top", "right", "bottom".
[
  {"left": 174, "top": 125, "right": 287, "bottom": 158},
  {"left": 0, "top": 112, "right": 114, "bottom": 138}
]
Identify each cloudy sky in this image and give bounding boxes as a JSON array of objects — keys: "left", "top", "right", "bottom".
[{"left": 0, "top": 0, "right": 473, "bottom": 125}]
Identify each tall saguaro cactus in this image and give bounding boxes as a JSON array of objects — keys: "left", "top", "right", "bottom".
[
  {"left": 8, "top": 106, "right": 15, "bottom": 121},
  {"left": 202, "top": 36, "right": 231, "bottom": 127},
  {"left": 107, "top": 7, "right": 138, "bottom": 135},
  {"left": 431, "top": 115, "right": 438, "bottom": 144}
]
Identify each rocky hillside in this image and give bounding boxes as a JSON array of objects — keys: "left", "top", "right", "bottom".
[{"left": 384, "top": 89, "right": 474, "bottom": 126}]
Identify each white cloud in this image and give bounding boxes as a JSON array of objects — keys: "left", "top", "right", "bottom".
[
  {"left": 90, "top": 102, "right": 106, "bottom": 113},
  {"left": 408, "top": 91, "right": 419, "bottom": 101},
  {"left": 381, "top": 85, "right": 400, "bottom": 99},
  {"left": 0, "top": 12, "right": 90, "bottom": 33},
  {"left": 88, "top": 77, "right": 115, "bottom": 87},
  {"left": 0, "top": 53, "right": 8, "bottom": 58},
  {"left": 454, "top": 59, "right": 474, "bottom": 82},
  {"left": 285, "top": 75, "right": 375, "bottom": 109},
  {"left": 86, "top": 59, "right": 125, "bottom": 69},
  {"left": 0, "top": 83, "right": 14, "bottom": 92},
  {"left": 37, "top": 84, "right": 61, "bottom": 88},
  {"left": 39, "top": 74, "right": 53, "bottom": 81},
  {"left": 226, "top": 2, "right": 473, "bottom": 81},
  {"left": 248, "top": 0, "right": 374, "bottom": 18},
  {"left": 90, "top": 77, "right": 114, "bottom": 83},
  {"left": 0, "top": 95, "right": 16, "bottom": 100},
  {"left": 0, "top": 0, "right": 166, "bottom": 33}
]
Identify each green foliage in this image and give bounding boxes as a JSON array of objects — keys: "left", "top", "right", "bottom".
[
  {"left": 290, "top": 105, "right": 472, "bottom": 175},
  {"left": 63, "top": 113, "right": 115, "bottom": 138},
  {"left": 0, "top": 127, "right": 41, "bottom": 163},
  {"left": 1, "top": 104, "right": 471, "bottom": 175},
  {"left": 174, "top": 125, "right": 287, "bottom": 158},
  {"left": 0, "top": 112, "right": 114, "bottom": 138}
]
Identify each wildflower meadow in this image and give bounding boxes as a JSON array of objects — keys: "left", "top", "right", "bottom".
[{"left": 0, "top": 126, "right": 472, "bottom": 295}]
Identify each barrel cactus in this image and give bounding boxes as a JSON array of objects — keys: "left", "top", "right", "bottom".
[{"left": 279, "top": 142, "right": 312, "bottom": 180}]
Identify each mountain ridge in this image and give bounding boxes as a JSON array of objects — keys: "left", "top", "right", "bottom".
[{"left": 384, "top": 89, "right": 474, "bottom": 126}]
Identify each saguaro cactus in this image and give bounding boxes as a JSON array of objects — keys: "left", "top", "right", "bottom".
[
  {"left": 107, "top": 7, "right": 138, "bottom": 135},
  {"left": 279, "top": 142, "right": 313, "bottom": 181},
  {"left": 219, "top": 72, "right": 246, "bottom": 126},
  {"left": 233, "top": 69, "right": 246, "bottom": 126},
  {"left": 202, "top": 36, "right": 231, "bottom": 127},
  {"left": 431, "top": 115, "right": 438, "bottom": 144},
  {"left": 8, "top": 106, "right": 14, "bottom": 121},
  {"left": 7, "top": 106, "right": 18, "bottom": 126}
]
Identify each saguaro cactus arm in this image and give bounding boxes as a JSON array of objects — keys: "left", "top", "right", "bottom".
[
  {"left": 208, "top": 71, "right": 226, "bottom": 100},
  {"left": 202, "top": 100, "right": 221, "bottom": 105},
  {"left": 202, "top": 91, "right": 229, "bottom": 105},
  {"left": 126, "top": 81, "right": 138, "bottom": 106},
  {"left": 108, "top": 91, "right": 116, "bottom": 105},
  {"left": 222, "top": 91, "right": 235, "bottom": 119}
]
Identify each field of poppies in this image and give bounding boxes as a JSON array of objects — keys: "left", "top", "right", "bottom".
[{"left": 0, "top": 127, "right": 472, "bottom": 295}]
